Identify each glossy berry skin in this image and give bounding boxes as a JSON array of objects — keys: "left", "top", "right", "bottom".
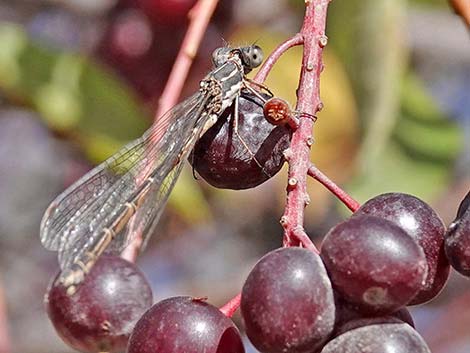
[
  {"left": 241, "top": 247, "right": 335, "bottom": 353},
  {"left": 127, "top": 296, "right": 244, "bottom": 353},
  {"left": 321, "top": 323, "right": 431, "bottom": 353},
  {"left": 321, "top": 215, "right": 428, "bottom": 315},
  {"left": 355, "top": 192, "right": 449, "bottom": 304},
  {"left": 445, "top": 191, "right": 470, "bottom": 276},
  {"left": 45, "top": 256, "right": 153, "bottom": 353},
  {"left": 191, "top": 91, "right": 291, "bottom": 190}
]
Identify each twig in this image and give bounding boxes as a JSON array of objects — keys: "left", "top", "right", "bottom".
[
  {"left": 307, "top": 164, "right": 361, "bottom": 212},
  {"left": 253, "top": 34, "right": 303, "bottom": 84},
  {"left": 219, "top": 0, "right": 332, "bottom": 314},
  {"left": 449, "top": 0, "right": 470, "bottom": 30},
  {"left": 219, "top": 293, "right": 241, "bottom": 317},
  {"left": 0, "top": 274, "right": 11, "bottom": 353},
  {"left": 155, "top": 0, "right": 220, "bottom": 120},
  {"left": 121, "top": 0, "right": 219, "bottom": 263},
  {"left": 281, "top": 0, "right": 331, "bottom": 247}
]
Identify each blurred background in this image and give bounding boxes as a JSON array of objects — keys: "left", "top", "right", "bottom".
[{"left": 0, "top": 0, "right": 469, "bottom": 352}]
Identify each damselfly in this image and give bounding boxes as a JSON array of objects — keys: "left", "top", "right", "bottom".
[{"left": 40, "top": 45, "right": 270, "bottom": 294}]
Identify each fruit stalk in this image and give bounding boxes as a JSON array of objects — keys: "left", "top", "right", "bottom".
[
  {"left": 219, "top": 293, "right": 241, "bottom": 317},
  {"left": 254, "top": 33, "right": 304, "bottom": 84},
  {"left": 307, "top": 164, "right": 361, "bottom": 212},
  {"left": 218, "top": 0, "right": 333, "bottom": 316},
  {"left": 281, "top": 0, "right": 331, "bottom": 247}
]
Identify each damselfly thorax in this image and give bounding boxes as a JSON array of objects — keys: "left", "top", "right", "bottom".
[{"left": 40, "top": 45, "right": 269, "bottom": 294}]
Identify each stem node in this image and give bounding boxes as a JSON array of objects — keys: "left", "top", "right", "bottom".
[
  {"left": 288, "top": 177, "right": 299, "bottom": 188},
  {"left": 319, "top": 35, "right": 328, "bottom": 48}
]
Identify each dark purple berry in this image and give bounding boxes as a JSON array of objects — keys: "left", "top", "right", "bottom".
[
  {"left": 191, "top": 91, "right": 291, "bottom": 189},
  {"left": 321, "top": 323, "right": 431, "bottom": 353},
  {"left": 241, "top": 247, "right": 335, "bottom": 353},
  {"left": 127, "top": 296, "right": 244, "bottom": 353},
  {"left": 355, "top": 192, "right": 449, "bottom": 304},
  {"left": 321, "top": 215, "right": 428, "bottom": 314},
  {"left": 445, "top": 191, "right": 470, "bottom": 276},
  {"left": 456, "top": 190, "right": 470, "bottom": 219},
  {"left": 45, "top": 256, "right": 153, "bottom": 353}
]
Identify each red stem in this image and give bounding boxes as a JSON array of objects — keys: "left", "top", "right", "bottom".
[
  {"left": 307, "top": 164, "right": 361, "bottom": 212},
  {"left": 154, "top": 0, "right": 219, "bottom": 120},
  {"left": 219, "top": 0, "right": 331, "bottom": 314},
  {"left": 254, "top": 34, "right": 303, "bottom": 84},
  {"left": 281, "top": 0, "right": 331, "bottom": 248},
  {"left": 219, "top": 293, "right": 241, "bottom": 317}
]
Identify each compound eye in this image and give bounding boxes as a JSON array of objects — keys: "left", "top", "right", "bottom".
[{"left": 242, "top": 45, "right": 264, "bottom": 69}]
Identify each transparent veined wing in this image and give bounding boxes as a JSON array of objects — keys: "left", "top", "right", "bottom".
[{"left": 40, "top": 92, "right": 212, "bottom": 272}]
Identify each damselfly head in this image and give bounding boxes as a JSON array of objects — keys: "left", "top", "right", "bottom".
[
  {"left": 240, "top": 45, "right": 263, "bottom": 71},
  {"left": 211, "top": 45, "right": 264, "bottom": 73}
]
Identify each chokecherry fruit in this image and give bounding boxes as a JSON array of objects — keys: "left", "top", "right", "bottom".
[
  {"left": 321, "top": 323, "right": 431, "bottom": 353},
  {"left": 45, "top": 256, "right": 153, "bottom": 353},
  {"left": 321, "top": 215, "right": 428, "bottom": 314},
  {"left": 355, "top": 192, "right": 449, "bottom": 304},
  {"left": 127, "top": 296, "right": 244, "bottom": 353},
  {"left": 445, "top": 191, "right": 470, "bottom": 276},
  {"left": 191, "top": 91, "right": 291, "bottom": 189},
  {"left": 241, "top": 247, "right": 335, "bottom": 353}
]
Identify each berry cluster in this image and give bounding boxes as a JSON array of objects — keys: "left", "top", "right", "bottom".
[{"left": 45, "top": 189, "right": 470, "bottom": 352}]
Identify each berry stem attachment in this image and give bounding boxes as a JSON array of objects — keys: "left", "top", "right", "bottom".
[
  {"left": 307, "top": 164, "right": 361, "bottom": 212},
  {"left": 281, "top": 0, "right": 331, "bottom": 248},
  {"left": 292, "top": 226, "right": 319, "bottom": 253},
  {"left": 219, "top": 293, "right": 241, "bottom": 318}
]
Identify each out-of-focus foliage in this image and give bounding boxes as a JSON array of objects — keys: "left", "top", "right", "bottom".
[
  {"left": 0, "top": 23, "right": 149, "bottom": 163},
  {"left": 398, "top": 74, "right": 462, "bottom": 162},
  {"left": 328, "top": 0, "right": 463, "bottom": 203}
]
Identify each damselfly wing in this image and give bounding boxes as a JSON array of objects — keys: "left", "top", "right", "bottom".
[{"left": 40, "top": 45, "right": 265, "bottom": 293}]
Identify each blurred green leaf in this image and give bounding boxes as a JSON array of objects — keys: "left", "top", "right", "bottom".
[
  {"left": 0, "top": 22, "right": 149, "bottom": 163},
  {"left": 395, "top": 74, "right": 463, "bottom": 162}
]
